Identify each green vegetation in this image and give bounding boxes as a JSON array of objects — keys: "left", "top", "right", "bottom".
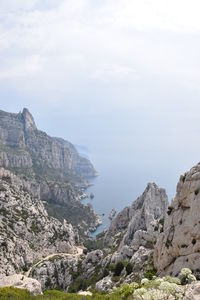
[
  {"left": 167, "top": 206, "right": 173, "bottom": 215},
  {"left": 0, "top": 268, "right": 197, "bottom": 300},
  {"left": 113, "top": 261, "right": 124, "bottom": 276},
  {"left": 68, "top": 264, "right": 103, "bottom": 293},
  {"left": 0, "top": 288, "right": 122, "bottom": 300},
  {"left": 144, "top": 265, "right": 157, "bottom": 280}
]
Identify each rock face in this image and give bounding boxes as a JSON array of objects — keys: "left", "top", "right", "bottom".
[
  {"left": 154, "top": 163, "right": 200, "bottom": 277},
  {"left": 0, "top": 108, "right": 99, "bottom": 232},
  {"left": 105, "top": 183, "right": 168, "bottom": 250},
  {"left": 30, "top": 250, "right": 103, "bottom": 291},
  {"left": 97, "top": 183, "right": 169, "bottom": 285},
  {"left": 0, "top": 274, "right": 42, "bottom": 296},
  {"left": 82, "top": 250, "right": 103, "bottom": 279},
  {"left": 30, "top": 255, "right": 79, "bottom": 291},
  {"left": 0, "top": 108, "right": 96, "bottom": 178},
  {"left": 0, "top": 168, "right": 77, "bottom": 276}
]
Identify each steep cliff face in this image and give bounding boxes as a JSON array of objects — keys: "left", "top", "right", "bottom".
[
  {"left": 101, "top": 183, "right": 168, "bottom": 282},
  {"left": 0, "top": 168, "right": 78, "bottom": 277},
  {"left": 0, "top": 108, "right": 96, "bottom": 179},
  {"left": 104, "top": 183, "right": 168, "bottom": 249},
  {"left": 154, "top": 163, "right": 200, "bottom": 277},
  {"left": 0, "top": 108, "right": 99, "bottom": 232}
]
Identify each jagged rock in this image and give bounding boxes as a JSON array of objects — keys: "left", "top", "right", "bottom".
[
  {"left": 0, "top": 168, "right": 77, "bottom": 276},
  {"left": 95, "top": 276, "right": 113, "bottom": 292},
  {"left": 30, "top": 255, "right": 79, "bottom": 291},
  {"left": 0, "top": 274, "right": 42, "bottom": 296},
  {"left": 0, "top": 108, "right": 96, "bottom": 178},
  {"left": 154, "top": 163, "right": 200, "bottom": 276},
  {"left": 184, "top": 281, "right": 200, "bottom": 300},
  {"left": 0, "top": 108, "right": 99, "bottom": 233},
  {"left": 82, "top": 250, "right": 103, "bottom": 279},
  {"left": 104, "top": 183, "right": 168, "bottom": 249},
  {"left": 102, "top": 183, "right": 168, "bottom": 281}
]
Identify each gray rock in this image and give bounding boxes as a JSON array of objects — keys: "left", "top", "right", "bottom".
[
  {"left": 184, "top": 281, "right": 200, "bottom": 300},
  {"left": 105, "top": 183, "right": 168, "bottom": 249},
  {"left": 0, "top": 168, "right": 77, "bottom": 276},
  {"left": 154, "top": 163, "right": 200, "bottom": 276},
  {"left": 0, "top": 274, "right": 42, "bottom": 296},
  {"left": 95, "top": 276, "right": 113, "bottom": 292},
  {"left": 102, "top": 183, "right": 168, "bottom": 281},
  {"left": 30, "top": 255, "right": 79, "bottom": 291},
  {"left": 0, "top": 108, "right": 99, "bottom": 233},
  {"left": 82, "top": 250, "right": 103, "bottom": 279}
]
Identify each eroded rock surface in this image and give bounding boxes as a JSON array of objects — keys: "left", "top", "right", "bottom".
[
  {"left": 0, "top": 168, "right": 77, "bottom": 276},
  {"left": 0, "top": 108, "right": 99, "bottom": 233},
  {"left": 105, "top": 183, "right": 168, "bottom": 249},
  {"left": 0, "top": 274, "right": 42, "bottom": 296},
  {"left": 154, "top": 163, "right": 200, "bottom": 277}
]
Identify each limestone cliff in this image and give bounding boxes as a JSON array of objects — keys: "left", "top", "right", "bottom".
[
  {"left": 154, "top": 163, "right": 200, "bottom": 277},
  {"left": 0, "top": 168, "right": 77, "bottom": 277},
  {"left": 0, "top": 108, "right": 99, "bottom": 232},
  {"left": 101, "top": 183, "right": 169, "bottom": 282},
  {"left": 104, "top": 183, "right": 168, "bottom": 249}
]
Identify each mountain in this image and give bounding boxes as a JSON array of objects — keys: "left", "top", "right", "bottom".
[
  {"left": 154, "top": 163, "right": 200, "bottom": 278},
  {"left": 1, "top": 111, "right": 200, "bottom": 300},
  {"left": 0, "top": 167, "right": 78, "bottom": 277},
  {"left": 0, "top": 108, "right": 100, "bottom": 234}
]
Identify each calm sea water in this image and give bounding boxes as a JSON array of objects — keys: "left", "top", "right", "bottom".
[{"left": 81, "top": 150, "right": 178, "bottom": 237}]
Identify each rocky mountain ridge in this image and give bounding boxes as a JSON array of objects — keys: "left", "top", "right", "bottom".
[
  {"left": 0, "top": 108, "right": 100, "bottom": 233},
  {"left": 1, "top": 109, "right": 200, "bottom": 299},
  {"left": 0, "top": 167, "right": 80, "bottom": 277},
  {"left": 154, "top": 163, "right": 200, "bottom": 278}
]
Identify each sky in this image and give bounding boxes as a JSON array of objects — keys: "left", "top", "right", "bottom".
[{"left": 1, "top": 0, "right": 200, "bottom": 200}]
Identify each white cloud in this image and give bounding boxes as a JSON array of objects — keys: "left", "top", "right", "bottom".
[{"left": 0, "top": 0, "right": 200, "bottom": 101}]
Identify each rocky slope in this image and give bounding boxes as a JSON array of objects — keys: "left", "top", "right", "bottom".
[
  {"left": 154, "top": 163, "right": 200, "bottom": 277},
  {"left": 29, "top": 183, "right": 169, "bottom": 293},
  {"left": 0, "top": 108, "right": 99, "bottom": 233},
  {"left": 0, "top": 167, "right": 78, "bottom": 277}
]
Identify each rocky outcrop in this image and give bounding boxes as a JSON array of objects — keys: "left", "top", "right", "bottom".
[
  {"left": 184, "top": 281, "right": 200, "bottom": 300},
  {"left": 29, "top": 250, "right": 103, "bottom": 291},
  {"left": 154, "top": 163, "right": 200, "bottom": 277},
  {"left": 105, "top": 183, "right": 168, "bottom": 249},
  {"left": 90, "top": 183, "right": 169, "bottom": 287},
  {"left": 0, "top": 274, "right": 42, "bottom": 296},
  {"left": 0, "top": 108, "right": 96, "bottom": 178},
  {"left": 82, "top": 250, "right": 103, "bottom": 279},
  {"left": 29, "top": 255, "right": 79, "bottom": 291},
  {"left": 95, "top": 276, "right": 113, "bottom": 292},
  {"left": 0, "top": 168, "right": 78, "bottom": 276},
  {"left": 0, "top": 108, "right": 99, "bottom": 232}
]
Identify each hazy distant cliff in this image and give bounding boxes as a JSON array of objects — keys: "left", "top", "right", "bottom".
[
  {"left": 0, "top": 108, "right": 99, "bottom": 233},
  {"left": 0, "top": 108, "right": 96, "bottom": 179}
]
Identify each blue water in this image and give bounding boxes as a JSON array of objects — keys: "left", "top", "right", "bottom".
[{"left": 81, "top": 150, "right": 180, "bottom": 237}]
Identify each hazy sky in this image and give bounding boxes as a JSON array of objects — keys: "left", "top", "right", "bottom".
[{"left": 1, "top": 0, "right": 200, "bottom": 198}]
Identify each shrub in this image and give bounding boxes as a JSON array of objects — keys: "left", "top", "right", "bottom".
[
  {"left": 167, "top": 206, "right": 173, "bottom": 215},
  {"left": 118, "top": 283, "right": 138, "bottom": 299},
  {"left": 114, "top": 261, "right": 124, "bottom": 276},
  {"left": 125, "top": 263, "right": 132, "bottom": 275},
  {"left": 164, "top": 275, "right": 181, "bottom": 285},
  {"left": 145, "top": 266, "right": 157, "bottom": 280},
  {"left": 0, "top": 287, "right": 33, "bottom": 300},
  {"left": 179, "top": 268, "right": 196, "bottom": 285},
  {"left": 103, "top": 268, "right": 110, "bottom": 277}
]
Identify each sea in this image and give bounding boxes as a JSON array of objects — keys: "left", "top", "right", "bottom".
[{"left": 77, "top": 147, "right": 179, "bottom": 237}]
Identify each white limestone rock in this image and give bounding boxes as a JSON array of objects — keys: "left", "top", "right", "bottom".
[
  {"left": 154, "top": 163, "right": 200, "bottom": 277},
  {"left": 0, "top": 274, "right": 42, "bottom": 296}
]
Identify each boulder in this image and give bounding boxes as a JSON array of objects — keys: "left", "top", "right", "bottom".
[
  {"left": 0, "top": 274, "right": 42, "bottom": 295},
  {"left": 95, "top": 276, "right": 113, "bottom": 292}
]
